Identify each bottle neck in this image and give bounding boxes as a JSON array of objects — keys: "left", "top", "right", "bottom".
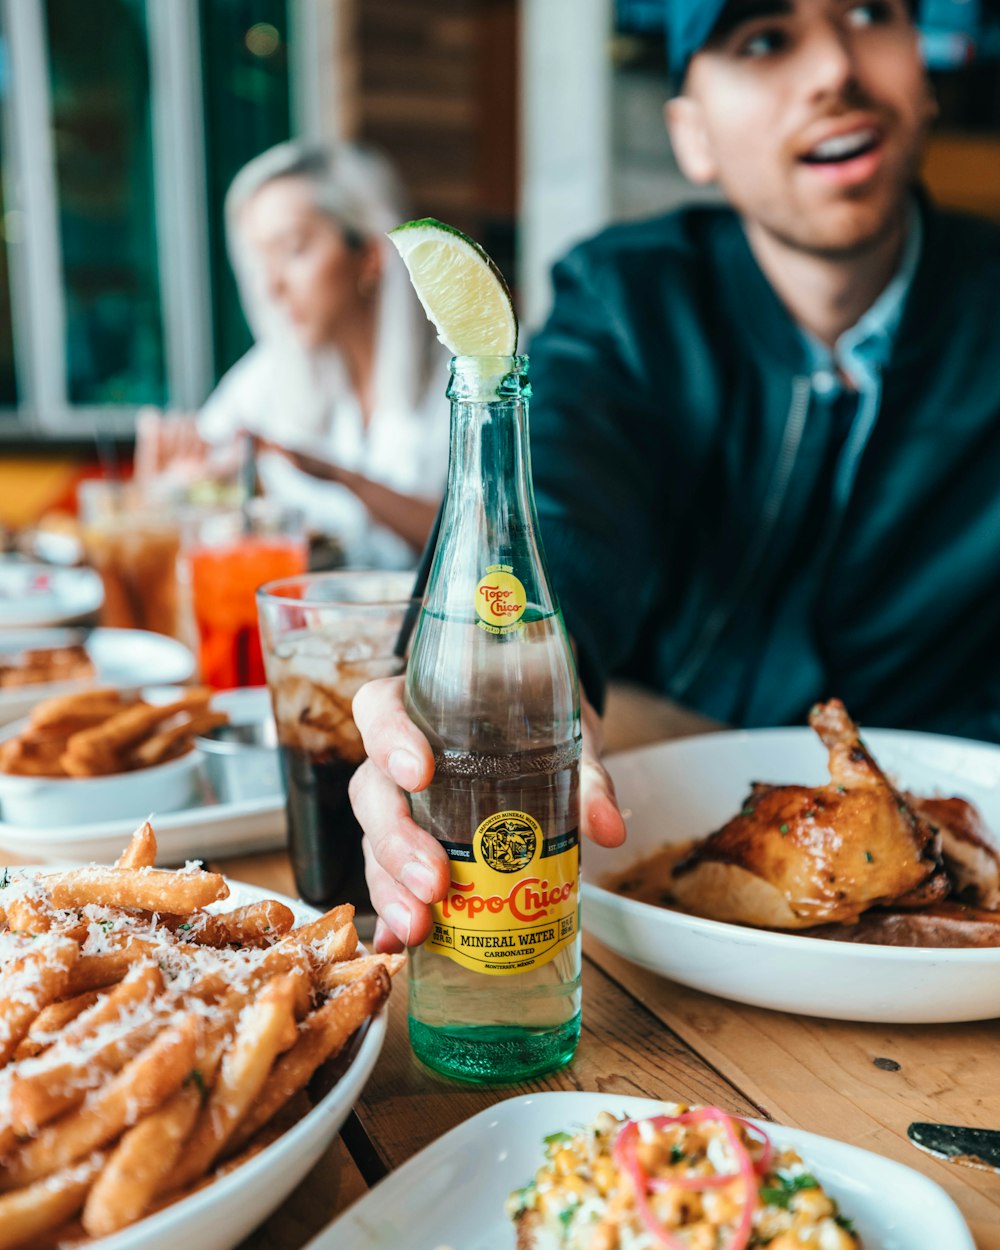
[
  {"left": 425, "top": 355, "right": 556, "bottom": 621},
  {"left": 441, "top": 354, "right": 534, "bottom": 540}
]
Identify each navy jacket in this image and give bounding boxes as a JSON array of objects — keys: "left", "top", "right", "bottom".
[{"left": 529, "top": 199, "right": 1000, "bottom": 741}]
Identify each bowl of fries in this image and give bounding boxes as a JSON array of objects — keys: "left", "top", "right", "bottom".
[
  {"left": 0, "top": 688, "right": 224, "bottom": 827},
  {"left": 0, "top": 820, "right": 398, "bottom": 1250}
]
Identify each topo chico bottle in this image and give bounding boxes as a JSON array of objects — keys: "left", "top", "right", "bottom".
[{"left": 405, "top": 354, "right": 582, "bottom": 1083}]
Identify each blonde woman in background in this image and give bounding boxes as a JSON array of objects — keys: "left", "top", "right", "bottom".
[{"left": 135, "top": 141, "right": 449, "bottom": 569}]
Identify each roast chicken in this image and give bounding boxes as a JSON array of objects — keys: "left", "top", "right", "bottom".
[{"left": 669, "top": 700, "right": 958, "bottom": 929}]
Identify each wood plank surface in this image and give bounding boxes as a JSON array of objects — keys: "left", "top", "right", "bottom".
[
  {"left": 349, "top": 948, "right": 762, "bottom": 1178},
  {"left": 237, "top": 1138, "right": 368, "bottom": 1250},
  {"left": 586, "top": 934, "right": 1000, "bottom": 1250}
]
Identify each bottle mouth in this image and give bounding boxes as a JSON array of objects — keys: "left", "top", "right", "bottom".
[{"left": 447, "top": 355, "right": 529, "bottom": 401}]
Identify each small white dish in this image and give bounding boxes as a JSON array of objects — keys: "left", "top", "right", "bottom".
[
  {"left": 1, "top": 872, "right": 388, "bottom": 1250},
  {"left": 310, "top": 1091, "right": 974, "bottom": 1250},
  {"left": 0, "top": 722, "right": 202, "bottom": 827},
  {"left": 0, "top": 627, "right": 196, "bottom": 726},
  {"left": 582, "top": 728, "right": 1000, "bottom": 1024},
  {"left": 0, "top": 687, "right": 287, "bottom": 861},
  {"left": 0, "top": 559, "right": 104, "bottom": 628}
]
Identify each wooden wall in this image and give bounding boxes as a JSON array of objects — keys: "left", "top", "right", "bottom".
[{"left": 342, "top": 0, "right": 520, "bottom": 287}]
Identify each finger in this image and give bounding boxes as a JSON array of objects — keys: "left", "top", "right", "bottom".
[
  {"left": 581, "top": 754, "right": 627, "bottom": 848},
  {"left": 364, "top": 842, "right": 434, "bottom": 950},
  {"left": 352, "top": 677, "right": 434, "bottom": 792},
  {"left": 350, "top": 761, "right": 449, "bottom": 907},
  {"left": 580, "top": 691, "right": 627, "bottom": 849}
]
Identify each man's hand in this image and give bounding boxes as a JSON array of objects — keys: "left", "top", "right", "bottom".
[{"left": 350, "top": 676, "right": 627, "bottom": 954}]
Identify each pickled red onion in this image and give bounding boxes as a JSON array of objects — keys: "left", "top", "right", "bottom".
[{"left": 611, "top": 1108, "right": 760, "bottom": 1250}]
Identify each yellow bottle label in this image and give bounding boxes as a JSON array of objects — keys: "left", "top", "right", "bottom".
[
  {"left": 426, "top": 809, "right": 579, "bottom": 976},
  {"left": 474, "top": 565, "right": 526, "bottom": 635}
]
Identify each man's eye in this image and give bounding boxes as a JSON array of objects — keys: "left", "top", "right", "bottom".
[
  {"left": 846, "top": 1, "right": 894, "bottom": 27},
  {"left": 739, "top": 27, "right": 788, "bottom": 58}
]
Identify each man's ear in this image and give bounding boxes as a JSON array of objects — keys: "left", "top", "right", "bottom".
[{"left": 664, "top": 96, "right": 717, "bottom": 185}]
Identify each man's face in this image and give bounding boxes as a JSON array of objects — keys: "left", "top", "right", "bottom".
[{"left": 666, "top": 0, "right": 934, "bottom": 258}]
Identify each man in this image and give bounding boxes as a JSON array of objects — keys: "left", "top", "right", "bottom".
[{"left": 352, "top": 0, "right": 1000, "bottom": 952}]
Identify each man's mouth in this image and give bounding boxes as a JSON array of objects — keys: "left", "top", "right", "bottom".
[{"left": 799, "top": 127, "right": 881, "bottom": 165}]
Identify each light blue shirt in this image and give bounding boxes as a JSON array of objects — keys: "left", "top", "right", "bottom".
[{"left": 799, "top": 202, "right": 923, "bottom": 514}]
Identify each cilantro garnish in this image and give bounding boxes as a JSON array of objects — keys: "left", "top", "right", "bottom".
[
  {"left": 760, "top": 1173, "right": 820, "bottom": 1209},
  {"left": 186, "top": 1068, "right": 207, "bottom": 1101}
]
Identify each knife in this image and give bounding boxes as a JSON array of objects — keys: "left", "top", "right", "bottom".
[{"left": 908, "top": 1122, "right": 1000, "bottom": 1173}]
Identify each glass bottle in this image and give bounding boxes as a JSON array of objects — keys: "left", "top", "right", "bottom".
[{"left": 405, "top": 354, "right": 582, "bottom": 1083}]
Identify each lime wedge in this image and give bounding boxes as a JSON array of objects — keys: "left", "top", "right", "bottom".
[{"left": 388, "top": 217, "right": 518, "bottom": 357}]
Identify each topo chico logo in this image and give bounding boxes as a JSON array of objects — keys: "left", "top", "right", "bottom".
[
  {"left": 475, "top": 810, "right": 539, "bottom": 873},
  {"left": 474, "top": 567, "right": 526, "bottom": 631}
]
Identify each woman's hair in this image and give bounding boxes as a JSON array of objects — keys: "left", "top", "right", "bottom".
[
  {"left": 220, "top": 140, "right": 439, "bottom": 438},
  {"left": 224, "top": 140, "right": 408, "bottom": 259}
]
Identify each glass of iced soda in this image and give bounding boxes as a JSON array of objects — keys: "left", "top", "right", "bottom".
[{"left": 256, "top": 571, "right": 419, "bottom": 924}]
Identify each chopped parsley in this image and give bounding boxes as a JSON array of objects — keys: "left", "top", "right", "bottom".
[
  {"left": 186, "top": 1068, "right": 208, "bottom": 1102},
  {"left": 177, "top": 922, "right": 192, "bottom": 931},
  {"left": 836, "top": 785, "right": 847, "bottom": 795},
  {"left": 864, "top": 851, "right": 874, "bottom": 863},
  {"left": 669, "top": 1143, "right": 685, "bottom": 1164},
  {"left": 741, "top": 806, "right": 756, "bottom": 817},
  {"left": 544, "top": 1130, "right": 573, "bottom": 1147},
  {"left": 0, "top": 867, "right": 9, "bottom": 888},
  {"left": 558, "top": 1208, "right": 575, "bottom": 1228},
  {"left": 779, "top": 823, "right": 789, "bottom": 835},
  {"left": 835, "top": 1213, "right": 856, "bottom": 1234},
  {"left": 760, "top": 1173, "right": 820, "bottom": 1209}
]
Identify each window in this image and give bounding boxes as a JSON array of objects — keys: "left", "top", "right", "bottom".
[{"left": 0, "top": 0, "right": 332, "bottom": 437}]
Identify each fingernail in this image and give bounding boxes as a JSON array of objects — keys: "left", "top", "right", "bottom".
[
  {"left": 388, "top": 749, "right": 421, "bottom": 790},
  {"left": 401, "top": 860, "right": 437, "bottom": 904},
  {"left": 383, "top": 903, "right": 412, "bottom": 946}
]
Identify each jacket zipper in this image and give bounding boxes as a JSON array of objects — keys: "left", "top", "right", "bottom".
[{"left": 670, "top": 374, "right": 812, "bottom": 700}]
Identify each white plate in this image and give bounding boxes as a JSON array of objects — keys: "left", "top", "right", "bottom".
[
  {"left": 310, "top": 1091, "right": 973, "bottom": 1250},
  {"left": 0, "top": 627, "right": 196, "bottom": 725},
  {"left": 0, "top": 560, "right": 103, "bottom": 628},
  {"left": 1, "top": 871, "right": 388, "bottom": 1250},
  {"left": 582, "top": 728, "right": 1000, "bottom": 1023},
  {"left": 0, "top": 687, "right": 285, "bottom": 862}
]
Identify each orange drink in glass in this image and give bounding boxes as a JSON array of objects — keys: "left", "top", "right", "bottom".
[{"left": 187, "top": 501, "right": 307, "bottom": 689}]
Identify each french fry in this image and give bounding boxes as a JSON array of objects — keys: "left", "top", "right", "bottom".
[
  {"left": 229, "top": 966, "right": 390, "bottom": 1152},
  {"left": 29, "top": 690, "right": 121, "bottom": 727},
  {"left": 64, "top": 944, "right": 157, "bottom": 996},
  {"left": 114, "top": 820, "right": 158, "bottom": 870},
  {"left": 282, "top": 902, "right": 354, "bottom": 948},
  {"left": 316, "top": 951, "right": 407, "bottom": 992},
  {"left": 1, "top": 1014, "right": 199, "bottom": 1190},
  {"left": 42, "top": 866, "right": 229, "bottom": 913},
  {"left": 81, "top": 1083, "right": 201, "bottom": 1237},
  {"left": 130, "top": 709, "right": 228, "bottom": 769},
  {"left": 9, "top": 967, "right": 165, "bottom": 1133},
  {"left": 63, "top": 692, "right": 211, "bottom": 773},
  {"left": 161, "top": 976, "right": 299, "bottom": 1191},
  {"left": 0, "top": 937, "right": 79, "bottom": 1066},
  {"left": 0, "top": 1154, "right": 105, "bottom": 1250},
  {"left": 314, "top": 919, "right": 360, "bottom": 965},
  {"left": 168, "top": 899, "right": 296, "bottom": 949},
  {"left": 13, "top": 993, "right": 101, "bottom": 1061}
]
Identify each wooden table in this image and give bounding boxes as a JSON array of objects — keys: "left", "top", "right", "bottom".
[{"left": 213, "top": 681, "right": 1000, "bottom": 1249}]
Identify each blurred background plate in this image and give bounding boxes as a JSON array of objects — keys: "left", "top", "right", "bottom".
[
  {"left": 0, "top": 683, "right": 286, "bottom": 862},
  {"left": 0, "top": 627, "right": 196, "bottom": 725},
  {"left": 0, "top": 559, "right": 104, "bottom": 628}
]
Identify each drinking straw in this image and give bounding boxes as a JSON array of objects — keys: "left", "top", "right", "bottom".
[{"left": 393, "top": 501, "right": 442, "bottom": 658}]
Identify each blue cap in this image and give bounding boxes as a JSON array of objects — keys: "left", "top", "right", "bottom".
[{"left": 665, "top": 0, "right": 730, "bottom": 85}]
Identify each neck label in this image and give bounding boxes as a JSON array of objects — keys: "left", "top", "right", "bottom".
[{"left": 475, "top": 565, "right": 526, "bottom": 634}]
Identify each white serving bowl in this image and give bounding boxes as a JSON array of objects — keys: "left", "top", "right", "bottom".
[
  {"left": 2, "top": 872, "right": 388, "bottom": 1250},
  {"left": 0, "top": 723, "right": 202, "bottom": 827}
]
